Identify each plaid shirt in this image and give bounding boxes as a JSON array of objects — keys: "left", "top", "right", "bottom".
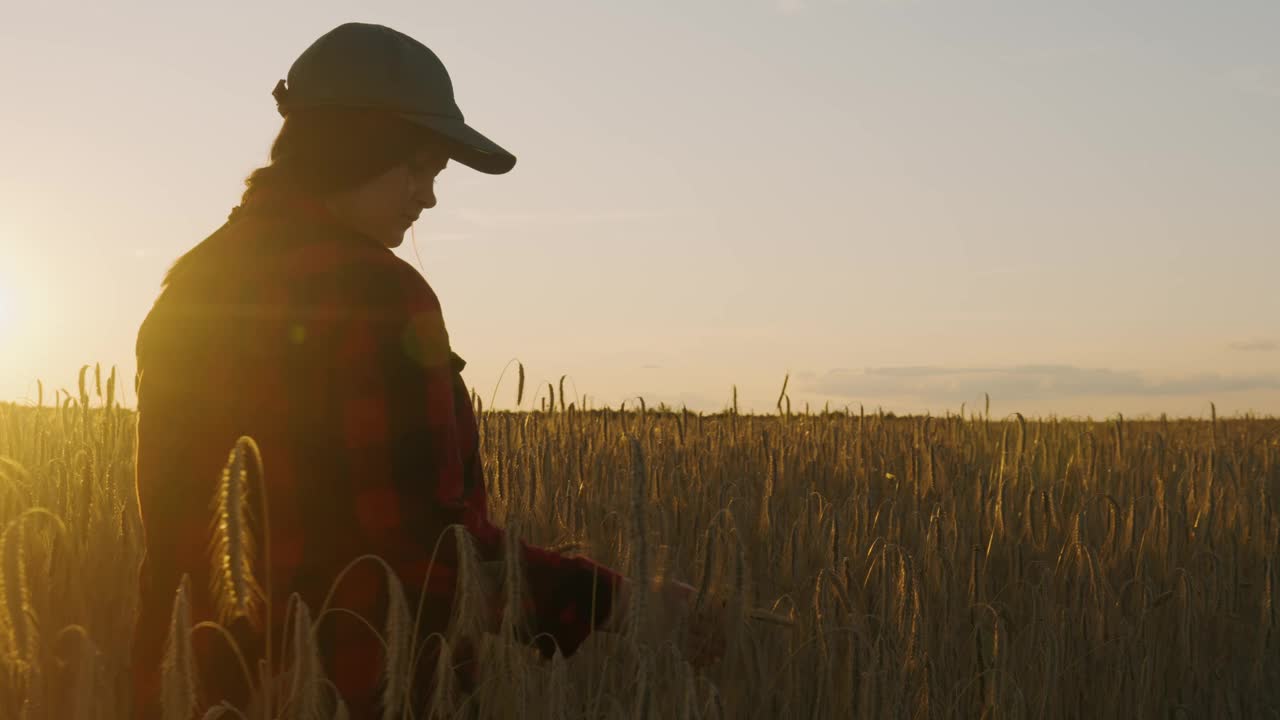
[{"left": 131, "top": 187, "right": 621, "bottom": 718}]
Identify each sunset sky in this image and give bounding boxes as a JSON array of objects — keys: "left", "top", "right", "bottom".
[{"left": 1, "top": 1, "right": 1277, "bottom": 417}]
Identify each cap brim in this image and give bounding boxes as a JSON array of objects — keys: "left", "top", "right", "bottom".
[{"left": 399, "top": 113, "right": 517, "bottom": 175}]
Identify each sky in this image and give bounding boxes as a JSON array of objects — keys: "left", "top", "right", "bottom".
[{"left": 1, "top": 0, "right": 1277, "bottom": 418}]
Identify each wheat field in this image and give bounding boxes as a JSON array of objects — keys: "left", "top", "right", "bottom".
[{"left": 0, "top": 363, "right": 1276, "bottom": 718}]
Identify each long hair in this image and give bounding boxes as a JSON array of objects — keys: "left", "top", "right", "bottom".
[
  {"left": 236, "top": 107, "right": 446, "bottom": 210},
  {"left": 161, "top": 108, "right": 446, "bottom": 289}
]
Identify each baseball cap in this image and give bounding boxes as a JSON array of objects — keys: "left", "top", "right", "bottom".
[{"left": 272, "top": 22, "right": 517, "bottom": 175}]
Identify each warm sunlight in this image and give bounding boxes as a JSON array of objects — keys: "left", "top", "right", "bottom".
[
  {"left": 0, "top": 264, "right": 14, "bottom": 342},
  {"left": 0, "top": 5, "right": 1277, "bottom": 717},
  {"left": 0, "top": 250, "right": 30, "bottom": 367}
]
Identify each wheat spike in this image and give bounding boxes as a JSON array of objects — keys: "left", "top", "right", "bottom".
[
  {"left": 1, "top": 520, "right": 35, "bottom": 669},
  {"left": 446, "top": 524, "right": 490, "bottom": 683},
  {"left": 380, "top": 571, "right": 412, "bottom": 720},
  {"left": 285, "top": 594, "right": 325, "bottom": 720},
  {"left": 161, "top": 575, "right": 198, "bottom": 720},
  {"left": 209, "top": 438, "right": 262, "bottom": 626},
  {"left": 426, "top": 637, "right": 458, "bottom": 719},
  {"left": 516, "top": 361, "right": 525, "bottom": 406},
  {"left": 67, "top": 627, "right": 99, "bottom": 720}
]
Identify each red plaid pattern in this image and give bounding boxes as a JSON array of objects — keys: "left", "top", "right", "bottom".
[{"left": 131, "top": 187, "right": 621, "bottom": 718}]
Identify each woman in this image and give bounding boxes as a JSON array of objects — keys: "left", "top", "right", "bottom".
[{"left": 132, "top": 22, "right": 721, "bottom": 718}]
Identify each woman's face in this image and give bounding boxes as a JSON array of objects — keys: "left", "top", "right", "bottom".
[{"left": 324, "top": 145, "right": 450, "bottom": 248}]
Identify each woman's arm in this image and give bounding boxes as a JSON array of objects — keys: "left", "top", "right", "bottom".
[{"left": 338, "top": 255, "right": 623, "bottom": 657}]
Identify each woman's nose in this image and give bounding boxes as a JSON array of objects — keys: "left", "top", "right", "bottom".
[{"left": 417, "top": 187, "right": 437, "bottom": 210}]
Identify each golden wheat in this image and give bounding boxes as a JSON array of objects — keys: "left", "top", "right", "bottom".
[{"left": 0, "top": 369, "right": 1277, "bottom": 717}]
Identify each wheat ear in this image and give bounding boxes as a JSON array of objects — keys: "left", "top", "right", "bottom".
[
  {"left": 285, "top": 593, "right": 325, "bottom": 720},
  {"left": 380, "top": 570, "right": 412, "bottom": 720},
  {"left": 209, "top": 437, "right": 264, "bottom": 626},
  {"left": 161, "top": 575, "right": 198, "bottom": 720}
]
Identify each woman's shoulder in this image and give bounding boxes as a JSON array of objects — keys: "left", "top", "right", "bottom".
[
  {"left": 323, "top": 241, "right": 441, "bottom": 311},
  {"left": 147, "top": 216, "right": 445, "bottom": 339},
  {"left": 231, "top": 217, "right": 432, "bottom": 299}
]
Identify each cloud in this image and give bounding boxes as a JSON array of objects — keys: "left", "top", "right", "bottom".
[
  {"left": 798, "top": 364, "right": 1280, "bottom": 404},
  {"left": 1229, "top": 339, "right": 1277, "bottom": 352}
]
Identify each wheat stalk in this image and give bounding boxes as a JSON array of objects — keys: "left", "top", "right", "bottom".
[{"left": 627, "top": 434, "right": 649, "bottom": 641}]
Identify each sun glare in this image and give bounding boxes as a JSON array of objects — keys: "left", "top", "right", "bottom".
[
  {"left": 0, "top": 261, "right": 25, "bottom": 352},
  {"left": 0, "top": 259, "right": 35, "bottom": 393},
  {"left": 0, "top": 277, "right": 11, "bottom": 337}
]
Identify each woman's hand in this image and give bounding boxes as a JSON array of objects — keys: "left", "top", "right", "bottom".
[
  {"left": 658, "top": 578, "right": 727, "bottom": 668},
  {"left": 605, "top": 576, "right": 728, "bottom": 669}
]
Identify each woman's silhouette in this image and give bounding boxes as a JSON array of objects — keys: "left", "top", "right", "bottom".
[{"left": 131, "top": 22, "right": 721, "bottom": 719}]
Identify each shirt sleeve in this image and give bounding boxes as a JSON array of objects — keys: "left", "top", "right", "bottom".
[{"left": 339, "top": 258, "right": 622, "bottom": 658}]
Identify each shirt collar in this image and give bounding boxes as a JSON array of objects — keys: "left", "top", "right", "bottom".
[
  {"left": 230, "top": 184, "right": 342, "bottom": 226},
  {"left": 228, "top": 184, "right": 390, "bottom": 252}
]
